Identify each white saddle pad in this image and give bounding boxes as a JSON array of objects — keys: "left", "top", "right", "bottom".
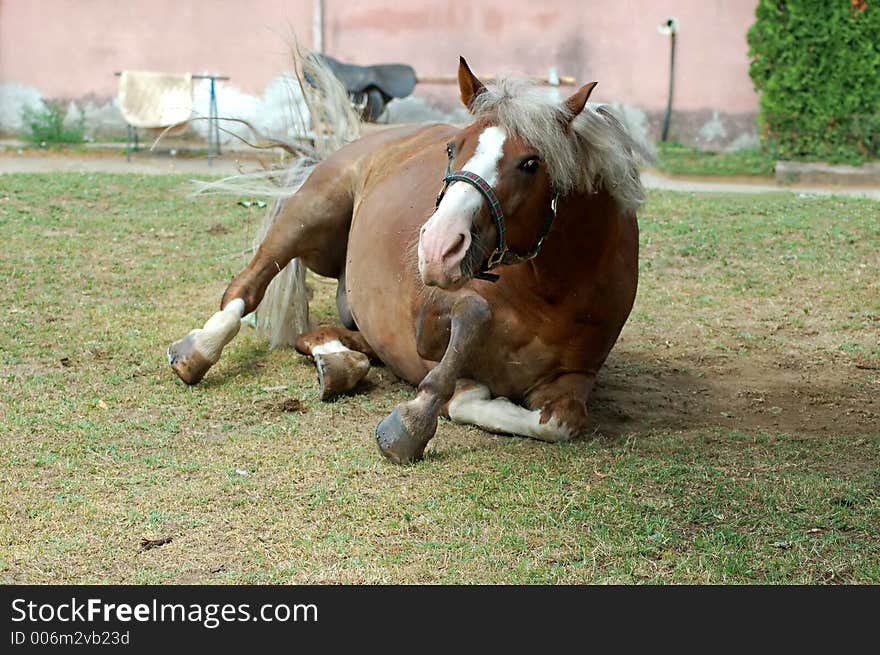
[{"left": 117, "top": 71, "right": 193, "bottom": 128}]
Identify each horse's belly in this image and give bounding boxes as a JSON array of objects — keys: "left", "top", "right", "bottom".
[
  {"left": 340, "top": 127, "right": 465, "bottom": 385},
  {"left": 344, "top": 200, "right": 430, "bottom": 386}
]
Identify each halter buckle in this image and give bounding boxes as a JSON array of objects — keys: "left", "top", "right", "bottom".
[{"left": 486, "top": 247, "right": 507, "bottom": 270}]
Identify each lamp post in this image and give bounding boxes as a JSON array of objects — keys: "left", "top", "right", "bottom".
[{"left": 658, "top": 17, "right": 679, "bottom": 143}]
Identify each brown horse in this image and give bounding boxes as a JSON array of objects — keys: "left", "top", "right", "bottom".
[{"left": 167, "top": 57, "right": 648, "bottom": 464}]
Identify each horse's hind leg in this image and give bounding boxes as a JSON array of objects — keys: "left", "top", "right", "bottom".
[
  {"left": 295, "top": 326, "right": 378, "bottom": 400},
  {"left": 166, "top": 298, "right": 247, "bottom": 384},
  {"left": 376, "top": 293, "right": 491, "bottom": 464},
  {"left": 335, "top": 265, "right": 356, "bottom": 331},
  {"left": 167, "top": 162, "right": 355, "bottom": 384}
]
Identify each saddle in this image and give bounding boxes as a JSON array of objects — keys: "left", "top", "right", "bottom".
[{"left": 312, "top": 54, "right": 417, "bottom": 121}]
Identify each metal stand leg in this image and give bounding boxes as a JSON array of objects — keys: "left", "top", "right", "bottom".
[
  {"left": 213, "top": 79, "right": 221, "bottom": 157},
  {"left": 208, "top": 77, "right": 219, "bottom": 166}
]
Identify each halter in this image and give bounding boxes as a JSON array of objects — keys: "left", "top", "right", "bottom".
[{"left": 434, "top": 164, "right": 558, "bottom": 283}]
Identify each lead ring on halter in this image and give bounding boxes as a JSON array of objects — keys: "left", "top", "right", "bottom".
[{"left": 434, "top": 169, "right": 559, "bottom": 282}]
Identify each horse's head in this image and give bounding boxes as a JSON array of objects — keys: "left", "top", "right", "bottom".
[{"left": 417, "top": 57, "right": 597, "bottom": 290}]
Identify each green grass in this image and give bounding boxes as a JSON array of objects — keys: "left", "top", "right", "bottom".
[
  {"left": 0, "top": 173, "right": 877, "bottom": 584},
  {"left": 654, "top": 142, "right": 776, "bottom": 177}
]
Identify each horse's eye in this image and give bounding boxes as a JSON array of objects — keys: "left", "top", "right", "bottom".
[
  {"left": 446, "top": 143, "right": 455, "bottom": 160},
  {"left": 519, "top": 157, "right": 540, "bottom": 173}
]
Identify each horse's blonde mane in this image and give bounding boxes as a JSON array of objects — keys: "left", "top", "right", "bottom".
[{"left": 470, "top": 78, "right": 652, "bottom": 214}]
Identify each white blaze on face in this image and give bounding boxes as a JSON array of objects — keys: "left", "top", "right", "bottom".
[
  {"left": 437, "top": 125, "right": 506, "bottom": 216},
  {"left": 418, "top": 126, "right": 507, "bottom": 286}
]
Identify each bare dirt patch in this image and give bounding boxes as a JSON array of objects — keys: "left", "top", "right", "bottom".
[
  {"left": 592, "top": 348, "right": 877, "bottom": 440},
  {"left": 277, "top": 398, "right": 306, "bottom": 413},
  {"left": 207, "top": 223, "right": 232, "bottom": 236}
]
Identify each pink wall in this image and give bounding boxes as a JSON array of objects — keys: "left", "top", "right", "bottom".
[
  {"left": 0, "top": 0, "right": 312, "bottom": 97},
  {"left": 326, "top": 0, "right": 759, "bottom": 113},
  {"left": 0, "top": 0, "right": 758, "bottom": 113}
]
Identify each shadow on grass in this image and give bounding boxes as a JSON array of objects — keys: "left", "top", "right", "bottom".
[
  {"left": 193, "top": 341, "right": 272, "bottom": 390},
  {"left": 589, "top": 351, "right": 715, "bottom": 438}
]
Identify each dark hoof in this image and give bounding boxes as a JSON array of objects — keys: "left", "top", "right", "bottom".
[
  {"left": 376, "top": 408, "right": 428, "bottom": 465},
  {"left": 167, "top": 333, "right": 214, "bottom": 385},
  {"left": 315, "top": 351, "right": 370, "bottom": 401}
]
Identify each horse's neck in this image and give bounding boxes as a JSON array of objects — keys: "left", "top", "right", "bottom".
[{"left": 526, "top": 189, "right": 626, "bottom": 298}]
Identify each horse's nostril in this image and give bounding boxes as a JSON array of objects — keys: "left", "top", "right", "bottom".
[{"left": 442, "top": 233, "right": 465, "bottom": 259}]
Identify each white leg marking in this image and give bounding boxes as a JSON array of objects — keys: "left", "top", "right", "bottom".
[
  {"left": 178, "top": 298, "right": 245, "bottom": 363},
  {"left": 310, "top": 339, "right": 351, "bottom": 356},
  {"left": 447, "top": 384, "right": 576, "bottom": 443}
]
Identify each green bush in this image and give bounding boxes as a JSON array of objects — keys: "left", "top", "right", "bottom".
[
  {"left": 747, "top": 1, "right": 879, "bottom": 163},
  {"left": 20, "top": 101, "right": 85, "bottom": 145}
]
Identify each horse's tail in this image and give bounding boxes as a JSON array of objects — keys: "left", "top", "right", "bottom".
[
  {"left": 200, "top": 46, "right": 361, "bottom": 349},
  {"left": 251, "top": 158, "right": 314, "bottom": 350}
]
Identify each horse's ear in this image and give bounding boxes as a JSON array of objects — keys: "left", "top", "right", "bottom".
[
  {"left": 458, "top": 56, "right": 487, "bottom": 111},
  {"left": 561, "top": 81, "right": 597, "bottom": 128}
]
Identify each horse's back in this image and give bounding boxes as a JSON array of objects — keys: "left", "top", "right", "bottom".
[{"left": 326, "top": 122, "right": 456, "bottom": 178}]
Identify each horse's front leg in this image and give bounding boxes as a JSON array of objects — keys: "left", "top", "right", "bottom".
[
  {"left": 376, "top": 293, "right": 490, "bottom": 464},
  {"left": 446, "top": 377, "right": 592, "bottom": 443}
]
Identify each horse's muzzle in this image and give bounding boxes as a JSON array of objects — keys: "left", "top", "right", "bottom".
[{"left": 417, "top": 216, "right": 472, "bottom": 289}]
